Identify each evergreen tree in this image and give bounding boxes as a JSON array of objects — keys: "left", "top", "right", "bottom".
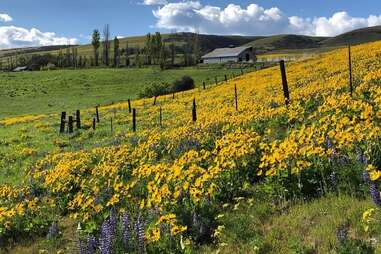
[
  {"left": 102, "top": 24, "right": 110, "bottom": 66},
  {"left": 92, "top": 29, "right": 101, "bottom": 66},
  {"left": 125, "top": 41, "right": 130, "bottom": 67},
  {"left": 113, "top": 36, "right": 120, "bottom": 67}
]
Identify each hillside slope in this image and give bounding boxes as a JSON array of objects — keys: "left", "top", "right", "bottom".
[
  {"left": 2, "top": 41, "right": 381, "bottom": 253},
  {"left": 321, "top": 25, "right": 381, "bottom": 47}
]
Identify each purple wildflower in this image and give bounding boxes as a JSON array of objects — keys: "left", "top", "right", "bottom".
[
  {"left": 363, "top": 171, "right": 371, "bottom": 184},
  {"left": 122, "top": 212, "right": 130, "bottom": 249},
  {"left": 330, "top": 171, "right": 337, "bottom": 188},
  {"left": 135, "top": 214, "right": 146, "bottom": 254},
  {"left": 359, "top": 154, "right": 367, "bottom": 165},
  {"left": 336, "top": 225, "right": 348, "bottom": 243},
  {"left": 99, "top": 219, "right": 113, "bottom": 254},
  {"left": 370, "top": 184, "right": 381, "bottom": 206},
  {"left": 47, "top": 222, "right": 59, "bottom": 240},
  {"left": 79, "top": 238, "right": 87, "bottom": 254},
  {"left": 109, "top": 208, "right": 117, "bottom": 234},
  {"left": 86, "top": 235, "right": 97, "bottom": 254}
]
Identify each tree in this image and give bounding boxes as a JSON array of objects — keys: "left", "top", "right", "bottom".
[
  {"left": 159, "top": 43, "right": 168, "bottom": 70},
  {"left": 170, "top": 42, "right": 176, "bottom": 66},
  {"left": 125, "top": 41, "right": 130, "bottom": 67},
  {"left": 92, "top": 29, "right": 101, "bottom": 66},
  {"left": 193, "top": 32, "right": 201, "bottom": 64},
  {"left": 102, "top": 24, "right": 110, "bottom": 66},
  {"left": 113, "top": 36, "right": 120, "bottom": 67},
  {"left": 145, "top": 33, "right": 152, "bottom": 65}
]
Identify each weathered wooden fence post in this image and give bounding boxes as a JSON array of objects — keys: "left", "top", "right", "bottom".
[
  {"left": 95, "top": 106, "right": 100, "bottom": 123},
  {"left": 172, "top": 92, "right": 175, "bottom": 99},
  {"left": 234, "top": 84, "right": 238, "bottom": 111},
  {"left": 127, "top": 99, "right": 132, "bottom": 113},
  {"left": 159, "top": 107, "right": 162, "bottom": 127},
  {"left": 348, "top": 44, "right": 353, "bottom": 97},
  {"left": 68, "top": 116, "right": 74, "bottom": 133},
  {"left": 153, "top": 96, "right": 157, "bottom": 106},
  {"left": 192, "top": 98, "right": 197, "bottom": 122},
  {"left": 225, "top": 74, "right": 227, "bottom": 82},
  {"left": 92, "top": 118, "right": 96, "bottom": 130},
  {"left": 132, "top": 108, "right": 136, "bottom": 132},
  {"left": 110, "top": 117, "right": 113, "bottom": 133},
  {"left": 279, "top": 60, "right": 290, "bottom": 105},
  {"left": 76, "top": 110, "right": 81, "bottom": 129},
  {"left": 203, "top": 81, "right": 206, "bottom": 90},
  {"left": 59, "top": 112, "right": 66, "bottom": 133}
]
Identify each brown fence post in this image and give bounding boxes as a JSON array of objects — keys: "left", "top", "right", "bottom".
[
  {"left": 128, "top": 99, "right": 132, "bottom": 113},
  {"left": 348, "top": 44, "right": 353, "bottom": 97},
  {"left": 172, "top": 92, "right": 175, "bottom": 99},
  {"left": 192, "top": 98, "right": 197, "bottom": 122},
  {"left": 225, "top": 74, "right": 227, "bottom": 82},
  {"left": 92, "top": 118, "right": 96, "bottom": 130},
  {"left": 234, "top": 84, "right": 238, "bottom": 111},
  {"left": 203, "top": 81, "right": 206, "bottom": 90},
  {"left": 279, "top": 60, "right": 290, "bottom": 105},
  {"left": 153, "top": 96, "right": 157, "bottom": 106},
  {"left": 95, "top": 106, "right": 100, "bottom": 122},
  {"left": 110, "top": 117, "right": 113, "bottom": 133},
  {"left": 132, "top": 108, "right": 136, "bottom": 132},
  {"left": 68, "top": 116, "right": 74, "bottom": 133},
  {"left": 159, "top": 107, "right": 162, "bottom": 127},
  {"left": 76, "top": 110, "right": 81, "bottom": 129},
  {"left": 59, "top": 112, "right": 66, "bottom": 133}
]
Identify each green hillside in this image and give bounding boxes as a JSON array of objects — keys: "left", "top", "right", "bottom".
[{"left": 321, "top": 25, "right": 381, "bottom": 47}]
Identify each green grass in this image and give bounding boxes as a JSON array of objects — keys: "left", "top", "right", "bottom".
[
  {"left": 0, "top": 66, "right": 251, "bottom": 118},
  {"left": 200, "top": 194, "right": 381, "bottom": 254}
]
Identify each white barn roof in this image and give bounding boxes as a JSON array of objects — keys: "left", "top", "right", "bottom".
[{"left": 201, "top": 46, "right": 252, "bottom": 59}]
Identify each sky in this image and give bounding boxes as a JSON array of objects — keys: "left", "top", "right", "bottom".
[{"left": 0, "top": 0, "right": 381, "bottom": 49}]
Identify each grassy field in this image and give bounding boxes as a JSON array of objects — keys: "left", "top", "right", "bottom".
[
  {"left": 2, "top": 41, "right": 381, "bottom": 253},
  {"left": 0, "top": 66, "right": 253, "bottom": 118}
]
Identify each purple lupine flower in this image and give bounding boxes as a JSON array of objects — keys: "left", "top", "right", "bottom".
[
  {"left": 359, "top": 154, "right": 367, "bottom": 165},
  {"left": 122, "top": 212, "right": 130, "bottom": 249},
  {"left": 47, "top": 222, "right": 59, "bottom": 240},
  {"left": 325, "top": 137, "right": 337, "bottom": 160},
  {"left": 109, "top": 208, "right": 117, "bottom": 235},
  {"left": 86, "top": 235, "right": 97, "bottom": 254},
  {"left": 336, "top": 225, "right": 348, "bottom": 243},
  {"left": 329, "top": 171, "right": 337, "bottom": 188},
  {"left": 135, "top": 214, "right": 146, "bottom": 254},
  {"left": 363, "top": 171, "right": 371, "bottom": 184},
  {"left": 79, "top": 238, "right": 87, "bottom": 254},
  {"left": 370, "top": 184, "right": 381, "bottom": 206},
  {"left": 99, "top": 220, "right": 113, "bottom": 254}
]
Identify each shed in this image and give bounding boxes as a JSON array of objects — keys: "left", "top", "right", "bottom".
[{"left": 201, "top": 46, "right": 256, "bottom": 64}]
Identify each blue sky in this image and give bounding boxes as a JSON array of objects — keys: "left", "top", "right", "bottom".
[{"left": 0, "top": 0, "right": 381, "bottom": 48}]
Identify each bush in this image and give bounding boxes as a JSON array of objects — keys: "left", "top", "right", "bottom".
[
  {"left": 139, "top": 82, "right": 171, "bottom": 98},
  {"left": 171, "top": 76, "right": 195, "bottom": 93},
  {"left": 139, "top": 76, "right": 195, "bottom": 98}
]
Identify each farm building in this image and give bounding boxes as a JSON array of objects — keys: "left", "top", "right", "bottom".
[{"left": 201, "top": 46, "right": 256, "bottom": 64}]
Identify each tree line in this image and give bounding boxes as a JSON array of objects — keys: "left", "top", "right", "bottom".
[{"left": 0, "top": 25, "right": 203, "bottom": 71}]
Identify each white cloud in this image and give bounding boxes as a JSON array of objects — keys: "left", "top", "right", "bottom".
[
  {"left": 0, "top": 13, "right": 12, "bottom": 22},
  {"left": 152, "top": 1, "right": 381, "bottom": 36},
  {"left": 0, "top": 26, "right": 78, "bottom": 49},
  {"left": 143, "top": 0, "right": 167, "bottom": 5}
]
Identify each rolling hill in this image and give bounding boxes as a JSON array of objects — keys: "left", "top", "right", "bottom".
[{"left": 320, "top": 25, "right": 381, "bottom": 47}]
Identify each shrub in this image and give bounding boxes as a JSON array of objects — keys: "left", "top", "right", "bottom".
[
  {"left": 171, "top": 76, "right": 195, "bottom": 93},
  {"left": 138, "top": 82, "right": 171, "bottom": 98}
]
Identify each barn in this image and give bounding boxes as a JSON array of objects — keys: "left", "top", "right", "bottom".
[{"left": 201, "top": 46, "right": 256, "bottom": 64}]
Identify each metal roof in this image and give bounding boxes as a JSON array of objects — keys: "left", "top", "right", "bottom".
[{"left": 201, "top": 46, "right": 252, "bottom": 59}]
